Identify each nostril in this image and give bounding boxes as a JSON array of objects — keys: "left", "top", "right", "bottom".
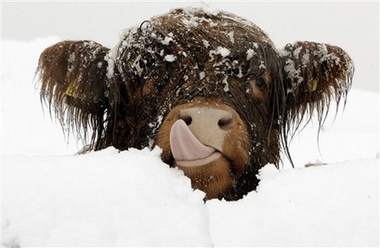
[
  {"left": 218, "top": 116, "right": 233, "bottom": 129},
  {"left": 180, "top": 115, "right": 192, "bottom": 126}
]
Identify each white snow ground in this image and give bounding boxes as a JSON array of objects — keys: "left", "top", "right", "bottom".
[{"left": 1, "top": 6, "right": 379, "bottom": 247}]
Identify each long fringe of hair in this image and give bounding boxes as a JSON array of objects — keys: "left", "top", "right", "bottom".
[
  {"left": 279, "top": 41, "right": 354, "bottom": 166},
  {"left": 37, "top": 40, "right": 110, "bottom": 150}
]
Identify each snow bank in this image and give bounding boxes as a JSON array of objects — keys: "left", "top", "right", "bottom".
[
  {"left": 1, "top": 35, "right": 379, "bottom": 246},
  {"left": 2, "top": 150, "right": 378, "bottom": 246},
  {"left": 208, "top": 160, "right": 379, "bottom": 246},
  {"left": 2, "top": 148, "right": 211, "bottom": 247}
]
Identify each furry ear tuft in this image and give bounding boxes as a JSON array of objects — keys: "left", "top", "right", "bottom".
[
  {"left": 36, "top": 40, "right": 111, "bottom": 148},
  {"left": 280, "top": 41, "right": 354, "bottom": 128}
]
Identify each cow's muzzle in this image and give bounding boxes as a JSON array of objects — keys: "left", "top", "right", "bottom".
[
  {"left": 155, "top": 99, "right": 250, "bottom": 199},
  {"left": 170, "top": 106, "right": 236, "bottom": 167}
]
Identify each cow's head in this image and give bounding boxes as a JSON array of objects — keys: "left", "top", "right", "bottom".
[{"left": 37, "top": 8, "right": 353, "bottom": 200}]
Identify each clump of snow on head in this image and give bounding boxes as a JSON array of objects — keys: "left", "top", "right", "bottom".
[
  {"left": 284, "top": 59, "right": 304, "bottom": 92},
  {"left": 105, "top": 49, "right": 116, "bottom": 79},
  {"left": 182, "top": 18, "right": 199, "bottom": 28},
  {"left": 161, "top": 33, "right": 174, "bottom": 45},
  {"left": 246, "top": 48, "right": 256, "bottom": 61},
  {"left": 279, "top": 48, "right": 304, "bottom": 93},
  {"left": 315, "top": 43, "right": 341, "bottom": 66},
  {"left": 180, "top": 4, "right": 259, "bottom": 29},
  {"left": 179, "top": 5, "right": 222, "bottom": 29},
  {"left": 222, "top": 76, "right": 229, "bottom": 92},
  {"left": 227, "top": 31, "right": 235, "bottom": 43},
  {"left": 164, "top": 54, "right": 177, "bottom": 62},
  {"left": 208, "top": 46, "right": 232, "bottom": 62},
  {"left": 182, "top": 2, "right": 222, "bottom": 16},
  {"left": 199, "top": 71, "right": 206, "bottom": 80},
  {"left": 202, "top": 39, "right": 210, "bottom": 48},
  {"left": 67, "top": 53, "right": 76, "bottom": 72},
  {"left": 216, "top": 46, "right": 231, "bottom": 57}
]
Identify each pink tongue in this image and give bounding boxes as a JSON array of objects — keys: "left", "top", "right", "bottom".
[{"left": 170, "top": 119, "right": 215, "bottom": 161}]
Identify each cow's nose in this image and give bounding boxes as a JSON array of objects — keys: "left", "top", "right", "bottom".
[{"left": 177, "top": 107, "right": 235, "bottom": 151}]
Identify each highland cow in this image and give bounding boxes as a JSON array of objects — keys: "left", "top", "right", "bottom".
[{"left": 37, "top": 7, "right": 354, "bottom": 200}]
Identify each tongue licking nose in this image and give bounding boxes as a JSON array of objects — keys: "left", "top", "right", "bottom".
[{"left": 170, "top": 119, "right": 217, "bottom": 165}]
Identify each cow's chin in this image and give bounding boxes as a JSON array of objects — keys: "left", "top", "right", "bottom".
[{"left": 173, "top": 152, "right": 234, "bottom": 200}]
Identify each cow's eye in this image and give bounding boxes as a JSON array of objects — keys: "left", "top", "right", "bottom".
[{"left": 255, "top": 78, "right": 266, "bottom": 88}]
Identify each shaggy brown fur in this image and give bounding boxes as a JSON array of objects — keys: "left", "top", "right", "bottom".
[
  {"left": 38, "top": 40, "right": 110, "bottom": 147},
  {"left": 36, "top": 8, "right": 354, "bottom": 200}
]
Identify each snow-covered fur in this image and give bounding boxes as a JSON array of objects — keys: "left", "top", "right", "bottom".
[{"left": 36, "top": 7, "right": 354, "bottom": 200}]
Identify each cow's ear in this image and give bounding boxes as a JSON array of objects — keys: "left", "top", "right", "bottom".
[
  {"left": 280, "top": 41, "right": 354, "bottom": 125},
  {"left": 36, "top": 40, "right": 112, "bottom": 150}
]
